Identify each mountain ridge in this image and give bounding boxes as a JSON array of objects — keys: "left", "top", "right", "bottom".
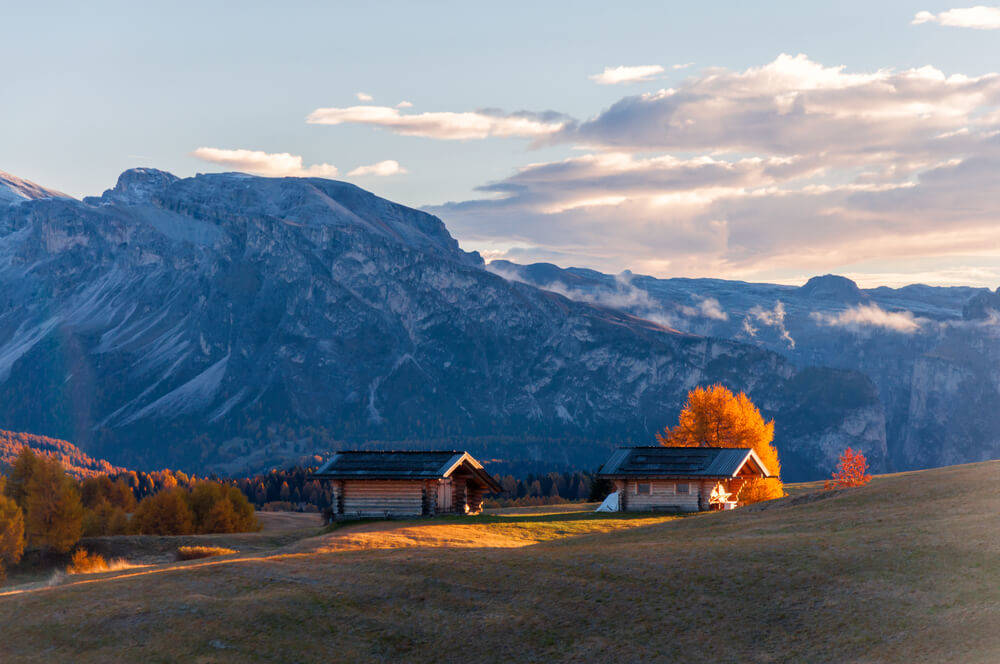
[{"left": 0, "top": 168, "right": 902, "bottom": 479}]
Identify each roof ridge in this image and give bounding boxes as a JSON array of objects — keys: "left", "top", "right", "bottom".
[
  {"left": 618, "top": 445, "right": 754, "bottom": 450},
  {"left": 335, "top": 449, "right": 468, "bottom": 454}
]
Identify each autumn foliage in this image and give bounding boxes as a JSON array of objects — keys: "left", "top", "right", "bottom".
[
  {"left": 131, "top": 482, "right": 258, "bottom": 535},
  {"left": 658, "top": 384, "right": 784, "bottom": 503},
  {"left": 21, "top": 454, "right": 84, "bottom": 553},
  {"left": 0, "top": 445, "right": 259, "bottom": 578},
  {"left": 0, "top": 475, "right": 25, "bottom": 581},
  {"left": 132, "top": 488, "right": 196, "bottom": 535},
  {"left": 825, "top": 447, "right": 872, "bottom": 489}
]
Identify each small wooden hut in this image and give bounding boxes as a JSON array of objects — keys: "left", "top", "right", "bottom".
[
  {"left": 312, "top": 450, "right": 501, "bottom": 520},
  {"left": 597, "top": 446, "right": 773, "bottom": 512}
]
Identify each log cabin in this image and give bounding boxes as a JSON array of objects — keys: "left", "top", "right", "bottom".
[
  {"left": 312, "top": 450, "right": 502, "bottom": 520},
  {"left": 597, "top": 446, "right": 773, "bottom": 512}
]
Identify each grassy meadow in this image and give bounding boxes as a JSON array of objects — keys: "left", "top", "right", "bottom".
[{"left": 0, "top": 461, "right": 997, "bottom": 663}]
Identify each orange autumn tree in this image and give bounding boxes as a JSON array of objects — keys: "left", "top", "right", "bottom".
[
  {"left": 657, "top": 384, "right": 784, "bottom": 503},
  {"left": 825, "top": 447, "right": 871, "bottom": 489}
]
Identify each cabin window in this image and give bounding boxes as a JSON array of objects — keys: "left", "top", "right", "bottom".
[
  {"left": 637, "top": 482, "right": 651, "bottom": 495},
  {"left": 676, "top": 483, "right": 690, "bottom": 494}
]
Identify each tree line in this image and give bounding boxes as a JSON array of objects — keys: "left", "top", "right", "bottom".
[{"left": 0, "top": 448, "right": 258, "bottom": 581}]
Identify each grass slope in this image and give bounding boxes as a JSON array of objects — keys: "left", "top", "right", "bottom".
[{"left": 1, "top": 461, "right": 998, "bottom": 663}]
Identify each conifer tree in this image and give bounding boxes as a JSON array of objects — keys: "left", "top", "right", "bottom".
[
  {"left": 24, "top": 457, "right": 84, "bottom": 553},
  {"left": 0, "top": 475, "right": 25, "bottom": 581}
]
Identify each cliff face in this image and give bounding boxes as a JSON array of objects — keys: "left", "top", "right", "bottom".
[
  {"left": 491, "top": 261, "right": 1000, "bottom": 474},
  {"left": 0, "top": 169, "right": 883, "bottom": 478},
  {"left": 901, "top": 323, "right": 1000, "bottom": 468}
]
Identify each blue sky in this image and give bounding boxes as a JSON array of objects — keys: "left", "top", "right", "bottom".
[{"left": 3, "top": 1, "right": 1000, "bottom": 286}]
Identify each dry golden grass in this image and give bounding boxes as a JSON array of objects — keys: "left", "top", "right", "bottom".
[
  {"left": 0, "top": 461, "right": 997, "bottom": 663},
  {"left": 176, "top": 546, "right": 238, "bottom": 561},
  {"left": 66, "top": 549, "right": 135, "bottom": 575}
]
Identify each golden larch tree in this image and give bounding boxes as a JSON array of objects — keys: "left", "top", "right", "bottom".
[
  {"left": 0, "top": 475, "right": 26, "bottom": 581},
  {"left": 24, "top": 457, "right": 84, "bottom": 553},
  {"left": 132, "top": 488, "right": 195, "bottom": 535},
  {"left": 658, "top": 384, "right": 784, "bottom": 503}
]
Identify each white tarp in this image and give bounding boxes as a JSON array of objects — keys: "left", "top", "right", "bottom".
[{"left": 595, "top": 490, "right": 620, "bottom": 512}]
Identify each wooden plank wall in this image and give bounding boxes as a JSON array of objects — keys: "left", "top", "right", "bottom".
[
  {"left": 328, "top": 477, "right": 490, "bottom": 519},
  {"left": 337, "top": 480, "right": 425, "bottom": 518},
  {"left": 613, "top": 479, "right": 707, "bottom": 512}
]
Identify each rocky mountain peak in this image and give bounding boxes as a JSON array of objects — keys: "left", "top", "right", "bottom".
[
  {"left": 798, "top": 274, "right": 868, "bottom": 303},
  {"left": 962, "top": 287, "right": 1000, "bottom": 320},
  {"left": 91, "top": 167, "right": 180, "bottom": 205}
]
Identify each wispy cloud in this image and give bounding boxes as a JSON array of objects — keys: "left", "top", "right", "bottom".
[
  {"left": 347, "top": 159, "right": 407, "bottom": 177},
  {"left": 746, "top": 301, "right": 795, "bottom": 348},
  {"left": 678, "top": 296, "right": 728, "bottom": 320},
  {"left": 396, "top": 100, "right": 413, "bottom": 108},
  {"left": 487, "top": 265, "right": 678, "bottom": 328},
  {"left": 672, "top": 62, "right": 695, "bottom": 70},
  {"left": 913, "top": 6, "right": 1000, "bottom": 29},
  {"left": 811, "top": 304, "right": 923, "bottom": 333},
  {"left": 589, "top": 64, "right": 665, "bottom": 85},
  {"left": 307, "top": 105, "right": 569, "bottom": 140},
  {"left": 356, "top": 91, "right": 374, "bottom": 101},
  {"left": 191, "top": 147, "right": 338, "bottom": 177}
]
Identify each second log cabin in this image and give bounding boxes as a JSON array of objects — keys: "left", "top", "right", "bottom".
[{"left": 598, "top": 446, "right": 773, "bottom": 512}]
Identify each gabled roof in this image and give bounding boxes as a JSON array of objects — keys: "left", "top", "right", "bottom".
[
  {"left": 312, "top": 450, "right": 501, "bottom": 491},
  {"left": 598, "top": 446, "right": 773, "bottom": 479}
]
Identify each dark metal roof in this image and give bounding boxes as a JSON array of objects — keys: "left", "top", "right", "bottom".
[
  {"left": 312, "top": 450, "right": 501, "bottom": 491},
  {"left": 598, "top": 446, "right": 772, "bottom": 479}
]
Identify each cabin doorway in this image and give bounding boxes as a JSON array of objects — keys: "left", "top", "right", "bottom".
[{"left": 436, "top": 480, "right": 453, "bottom": 512}]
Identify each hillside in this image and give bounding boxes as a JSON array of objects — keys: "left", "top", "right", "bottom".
[
  {"left": 0, "top": 169, "right": 884, "bottom": 480},
  {"left": 0, "top": 429, "right": 123, "bottom": 478},
  {"left": 1, "top": 461, "right": 997, "bottom": 662}
]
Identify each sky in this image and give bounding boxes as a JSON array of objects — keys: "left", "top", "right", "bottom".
[{"left": 3, "top": 1, "right": 1000, "bottom": 287}]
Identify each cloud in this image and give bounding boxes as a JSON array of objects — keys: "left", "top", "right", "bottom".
[
  {"left": 811, "top": 304, "right": 923, "bottom": 333},
  {"left": 562, "top": 53, "right": 1000, "bottom": 156},
  {"left": 673, "top": 62, "right": 695, "bottom": 70},
  {"left": 307, "top": 105, "right": 570, "bottom": 140},
  {"left": 428, "top": 54, "right": 1000, "bottom": 285},
  {"left": 396, "top": 100, "right": 413, "bottom": 108},
  {"left": 678, "top": 296, "right": 728, "bottom": 320},
  {"left": 356, "top": 92, "right": 374, "bottom": 101},
  {"left": 191, "top": 147, "right": 338, "bottom": 177},
  {"left": 590, "top": 64, "right": 665, "bottom": 85},
  {"left": 347, "top": 160, "right": 407, "bottom": 177},
  {"left": 913, "top": 6, "right": 1000, "bottom": 29},
  {"left": 487, "top": 265, "right": 678, "bottom": 328},
  {"left": 747, "top": 301, "right": 795, "bottom": 348}
]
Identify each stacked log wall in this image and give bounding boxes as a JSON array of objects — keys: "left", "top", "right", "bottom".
[
  {"left": 614, "top": 478, "right": 703, "bottom": 512},
  {"left": 339, "top": 480, "right": 424, "bottom": 518}
]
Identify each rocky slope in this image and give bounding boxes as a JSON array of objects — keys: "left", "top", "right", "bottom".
[
  {"left": 491, "top": 261, "right": 1000, "bottom": 470},
  {"left": 0, "top": 169, "right": 885, "bottom": 479}
]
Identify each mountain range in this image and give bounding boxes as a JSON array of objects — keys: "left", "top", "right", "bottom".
[{"left": 0, "top": 168, "right": 996, "bottom": 479}]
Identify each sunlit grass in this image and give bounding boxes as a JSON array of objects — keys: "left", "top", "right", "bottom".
[
  {"left": 176, "top": 546, "right": 237, "bottom": 561},
  {"left": 0, "top": 462, "right": 996, "bottom": 663}
]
